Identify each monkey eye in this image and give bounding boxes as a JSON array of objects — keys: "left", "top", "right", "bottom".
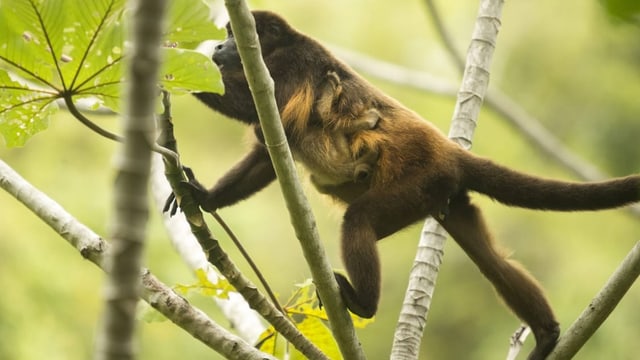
[{"left": 261, "top": 22, "right": 281, "bottom": 38}]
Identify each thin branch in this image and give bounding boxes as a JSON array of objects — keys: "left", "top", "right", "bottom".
[
  {"left": 150, "top": 156, "right": 266, "bottom": 344},
  {"left": 546, "top": 241, "right": 640, "bottom": 360},
  {"left": 158, "top": 93, "right": 327, "bottom": 359},
  {"left": 506, "top": 326, "right": 531, "bottom": 360},
  {"left": 392, "top": 0, "right": 505, "bottom": 359},
  {"left": 63, "top": 94, "right": 124, "bottom": 142},
  {"left": 0, "top": 159, "right": 276, "bottom": 360},
  {"left": 211, "top": 211, "right": 285, "bottom": 314},
  {"left": 155, "top": 94, "right": 282, "bottom": 315},
  {"left": 64, "top": 93, "right": 181, "bottom": 167},
  {"left": 222, "top": 1, "right": 365, "bottom": 359},
  {"left": 423, "top": 0, "right": 465, "bottom": 72}
]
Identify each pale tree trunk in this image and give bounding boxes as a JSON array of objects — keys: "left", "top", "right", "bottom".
[{"left": 391, "top": 0, "right": 505, "bottom": 358}]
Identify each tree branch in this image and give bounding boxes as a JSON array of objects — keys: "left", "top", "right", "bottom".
[
  {"left": 158, "top": 97, "right": 327, "bottom": 358},
  {"left": 392, "top": 1, "right": 505, "bottom": 358},
  {"left": 546, "top": 241, "right": 640, "bottom": 360},
  {"left": 222, "top": 1, "right": 366, "bottom": 359},
  {"left": 151, "top": 156, "right": 266, "bottom": 344},
  {"left": 0, "top": 159, "right": 276, "bottom": 360}
]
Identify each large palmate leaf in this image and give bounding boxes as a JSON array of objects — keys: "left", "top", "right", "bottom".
[{"left": 0, "top": 0, "right": 224, "bottom": 147}]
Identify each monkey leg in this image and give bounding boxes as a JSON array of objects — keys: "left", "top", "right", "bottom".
[
  {"left": 337, "top": 185, "right": 449, "bottom": 318},
  {"left": 439, "top": 193, "right": 560, "bottom": 360}
]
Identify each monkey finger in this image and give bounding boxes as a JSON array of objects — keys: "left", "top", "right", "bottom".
[
  {"left": 163, "top": 193, "right": 178, "bottom": 214},
  {"left": 182, "top": 166, "right": 195, "bottom": 181}
]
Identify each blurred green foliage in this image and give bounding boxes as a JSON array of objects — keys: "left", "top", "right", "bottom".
[
  {"left": 1, "top": 0, "right": 639, "bottom": 359},
  {"left": 599, "top": 0, "right": 640, "bottom": 24}
]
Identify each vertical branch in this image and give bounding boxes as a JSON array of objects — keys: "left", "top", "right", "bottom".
[
  {"left": 222, "top": 1, "right": 366, "bottom": 359},
  {"left": 94, "top": 0, "right": 166, "bottom": 359},
  {"left": 391, "top": 1, "right": 505, "bottom": 359}
]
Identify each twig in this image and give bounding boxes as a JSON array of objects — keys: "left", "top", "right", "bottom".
[
  {"left": 157, "top": 91, "right": 281, "bottom": 312},
  {"left": 211, "top": 211, "right": 285, "bottom": 314},
  {"left": 423, "top": 0, "right": 465, "bottom": 72},
  {"left": 506, "top": 326, "right": 531, "bottom": 360}
]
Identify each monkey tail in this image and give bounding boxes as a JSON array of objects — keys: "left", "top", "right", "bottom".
[{"left": 461, "top": 153, "right": 640, "bottom": 211}]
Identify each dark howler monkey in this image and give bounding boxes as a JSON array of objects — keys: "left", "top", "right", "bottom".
[{"left": 172, "top": 11, "right": 640, "bottom": 360}]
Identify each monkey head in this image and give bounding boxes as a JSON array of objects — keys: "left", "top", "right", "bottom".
[{"left": 212, "top": 11, "right": 298, "bottom": 72}]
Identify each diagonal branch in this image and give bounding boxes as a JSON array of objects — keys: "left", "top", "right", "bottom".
[
  {"left": 546, "top": 241, "right": 640, "bottom": 360},
  {"left": 221, "top": 1, "right": 366, "bottom": 359},
  {"left": 158, "top": 98, "right": 328, "bottom": 358},
  {"left": 0, "top": 159, "right": 276, "bottom": 360}
]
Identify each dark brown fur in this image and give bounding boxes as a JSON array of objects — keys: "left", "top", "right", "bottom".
[{"left": 185, "top": 11, "right": 640, "bottom": 360}]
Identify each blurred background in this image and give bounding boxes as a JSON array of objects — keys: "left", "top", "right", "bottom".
[{"left": 1, "top": 0, "right": 639, "bottom": 359}]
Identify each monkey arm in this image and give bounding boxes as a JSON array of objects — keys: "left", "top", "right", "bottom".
[
  {"left": 193, "top": 91, "right": 259, "bottom": 125},
  {"left": 198, "top": 143, "right": 276, "bottom": 211},
  {"left": 165, "top": 143, "right": 276, "bottom": 214}
]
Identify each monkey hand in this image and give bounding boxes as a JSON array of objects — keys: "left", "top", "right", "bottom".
[{"left": 163, "top": 167, "right": 213, "bottom": 216}]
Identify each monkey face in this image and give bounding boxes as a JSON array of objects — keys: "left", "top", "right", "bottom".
[
  {"left": 212, "top": 36, "right": 240, "bottom": 71},
  {"left": 212, "top": 11, "right": 297, "bottom": 73}
]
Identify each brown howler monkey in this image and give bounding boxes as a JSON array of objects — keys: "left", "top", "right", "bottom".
[{"left": 171, "top": 11, "right": 640, "bottom": 360}]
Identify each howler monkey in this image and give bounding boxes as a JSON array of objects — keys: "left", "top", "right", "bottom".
[{"left": 171, "top": 11, "right": 640, "bottom": 360}]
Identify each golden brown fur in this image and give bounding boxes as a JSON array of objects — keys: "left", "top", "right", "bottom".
[
  {"left": 297, "top": 70, "right": 381, "bottom": 185},
  {"left": 177, "top": 11, "right": 640, "bottom": 360}
]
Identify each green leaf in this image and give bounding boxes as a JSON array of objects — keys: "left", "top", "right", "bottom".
[
  {"left": 0, "top": 0, "right": 63, "bottom": 87},
  {"left": 0, "top": 0, "right": 126, "bottom": 146},
  {"left": 165, "top": 0, "right": 226, "bottom": 45},
  {"left": 174, "top": 268, "right": 233, "bottom": 299},
  {"left": 161, "top": 48, "right": 223, "bottom": 95},
  {"left": 0, "top": 0, "right": 225, "bottom": 146},
  {"left": 0, "top": 70, "right": 56, "bottom": 146}
]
